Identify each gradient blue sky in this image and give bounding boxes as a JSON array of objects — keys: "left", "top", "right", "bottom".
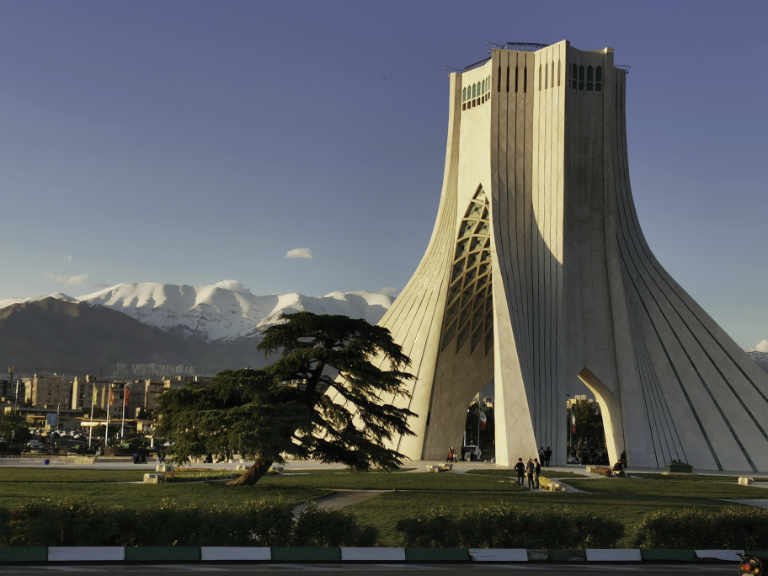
[{"left": 0, "top": 1, "right": 765, "bottom": 349}]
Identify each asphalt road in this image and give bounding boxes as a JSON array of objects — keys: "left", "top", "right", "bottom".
[{"left": 0, "top": 564, "right": 735, "bottom": 575}]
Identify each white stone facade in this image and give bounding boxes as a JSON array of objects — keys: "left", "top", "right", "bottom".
[{"left": 360, "top": 40, "right": 768, "bottom": 472}]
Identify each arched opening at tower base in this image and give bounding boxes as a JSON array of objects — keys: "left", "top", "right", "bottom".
[
  {"left": 569, "top": 368, "right": 625, "bottom": 467},
  {"left": 462, "top": 391, "right": 494, "bottom": 461}
]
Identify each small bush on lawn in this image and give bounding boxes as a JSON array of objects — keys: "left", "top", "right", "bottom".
[
  {"left": 0, "top": 499, "right": 373, "bottom": 546},
  {"left": 292, "top": 504, "right": 377, "bottom": 546},
  {"left": 396, "top": 506, "right": 623, "bottom": 548},
  {"left": 634, "top": 507, "right": 768, "bottom": 549}
]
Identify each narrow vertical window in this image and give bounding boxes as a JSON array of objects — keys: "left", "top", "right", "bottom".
[
  {"left": 595, "top": 66, "right": 602, "bottom": 92},
  {"left": 545, "top": 63, "right": 548, "bottom": 89},
  {"left": 587, "top": 65, "right": 594, "bottom": 91},
  {"left": 538, "top": 65, "right": 542, "bottom": 91},
  {"left": 558, "top": 60, "right": 561, "bottom": 87},
  {"left": 551, "top": 61, "right": 555, "bottom": 88},
  {"left": 463, "top": 87, "right": 467, "bottom": 102},
  {"left": 472, "top": 83, "right": 476, "bottom": 98},
  {"left": 506, "top": 65, "right": 510, "bottom": 92},
  {"left": 571, "top": 63, "right": 577, "bottom": 89},
  {"left": 524, "top": 66, "right": 527, "bottom": 92},
  {"left": 497, "top": 66, "right": 501, "bottom": 92},
  {"left": 515, "top": 66, "right": 518, "bottom": 92},
  {"left": 578, "top": 65, "right": 584, "bottom": 90}
]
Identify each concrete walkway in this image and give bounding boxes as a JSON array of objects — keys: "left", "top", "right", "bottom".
[
  {"left": 724, "top": 499, "right": 768, "bottom": 509},
  {"left": 292, "top": 489, "right": 392, "bottom": 517}
]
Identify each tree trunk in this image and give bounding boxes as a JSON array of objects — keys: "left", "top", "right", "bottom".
[{"left": 226, "top": 456, "right": 274, "bottom": 486}]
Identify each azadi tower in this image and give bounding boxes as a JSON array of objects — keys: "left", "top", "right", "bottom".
[{"left": 363, "top": 40, "right": 768, "bottom": 472}]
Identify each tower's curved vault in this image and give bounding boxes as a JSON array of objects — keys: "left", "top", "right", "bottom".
[
  {"left": 441, "top": 187, "right": 493, "bottom": 356},
  {"left": 354, "top": 40, "right": 768, "bottom": 473}
]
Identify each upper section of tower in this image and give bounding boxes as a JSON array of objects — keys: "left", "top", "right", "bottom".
[{"left": 457, "top": 40, "right": 622, "bottom": 114}]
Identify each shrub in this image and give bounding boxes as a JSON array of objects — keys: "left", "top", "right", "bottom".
[
  {"left": 634, "top": 507, "right": 768, "bottom": 549},
  {"left": 396, "top": 506, "right": 623, "bottom": 548},
  {"left": 292, "top": 505, "right": 377, "bottom": 546},
  {"left": 0, "top": 499, "right": 371, "bottom": 546}
]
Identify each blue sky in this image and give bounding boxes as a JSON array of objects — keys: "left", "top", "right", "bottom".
[{"left": 0, "top": 1, "right": 765, "bottom": 349}]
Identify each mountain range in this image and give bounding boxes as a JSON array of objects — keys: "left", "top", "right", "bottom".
[
  {"left": 1, "top": 282, "right": 765, "bottom": 379},
  {"left": 0, "top": 282, "right": 393, "bottom": 376}
]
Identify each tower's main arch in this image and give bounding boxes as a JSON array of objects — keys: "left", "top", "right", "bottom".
[{"left": 368, "top": 40, "right": 768, "bottom": 472}]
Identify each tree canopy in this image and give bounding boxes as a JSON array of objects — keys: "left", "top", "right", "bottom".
[{"left": 157, "top": 312, "right": 416, "bottom": 484}]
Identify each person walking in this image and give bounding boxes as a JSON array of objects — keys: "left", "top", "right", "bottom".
[
  {"left": 514, "top": 457, "right": 525, "bottom": 487},
  {"left": 534, "top": 458, "right": 541, "bottom": 489},
  {"left": 526, "top": 458, "right": 535, "bottom": 489},
  {"left": 545, "top": 446, "right": 552, "bottom": 466}
]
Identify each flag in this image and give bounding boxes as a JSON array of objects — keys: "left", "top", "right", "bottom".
[
  {"left": 124, "top": 385, "right": 131, "bottom": 407},
  {"left": 479, "top": 410, "right": 487, "bottom": 431}
]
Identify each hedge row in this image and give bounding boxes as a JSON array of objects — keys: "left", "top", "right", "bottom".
[
  {"left": 0, "top": 500, "right": 376, "bottom": 547},
  {"left": 634, "top": 507, "right": 768, "bottom": 549},
  {"left": 396, "top": 507, "right": 624, "bottom": 548},
  {"left": 2, "top": 502, "right": 767, "bottom": 548}
]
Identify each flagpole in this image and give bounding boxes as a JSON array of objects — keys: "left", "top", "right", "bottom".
[
  {"left": 104, "top": 384, "right": 111, "bottom": 449},
  {"left": 88, "top": 382, "right": 95, "bottom": 450},
  {"left": 120, "top": 383, "right": 127, "bottom": 440}
]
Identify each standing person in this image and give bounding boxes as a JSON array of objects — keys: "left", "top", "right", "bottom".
[
  {"left": 545, "top": 446, "right": 552, "bottom": 466},
  {"left": 514, "top": 457, "right": 525, "bottom": 487},
  {"left": 538, "top": 446, "right": 545, "bottom": 466},
  {"left": 526, "top": 458, "right": 535, "bottom": 489},
  {"left": 534, "top": 458, "right": 542, "bottom": 489}
]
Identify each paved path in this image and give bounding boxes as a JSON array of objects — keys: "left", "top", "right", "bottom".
[
  {"left": 0, "top": 564, "right": 736, "bottom": 576},
  {"left": 293, "top": 489, "right": 392, "bottom": 516},
  {"left": 725, "top": 498, "right": 768, "bottom": 509}
]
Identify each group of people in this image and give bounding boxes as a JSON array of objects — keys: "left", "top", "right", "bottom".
[{"left": 514, "top": 457, "right": 542, "bottom": 489}]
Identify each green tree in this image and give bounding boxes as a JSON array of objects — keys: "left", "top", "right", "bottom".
[
  {"left": 0, "top": 411, "right": 30, "bottom": 452},
  {"left": 570, "top": 398, "right": 607, "bottom": 464},
  {"left": 157, "top": 312, "right": 416, "bottom": 485}
]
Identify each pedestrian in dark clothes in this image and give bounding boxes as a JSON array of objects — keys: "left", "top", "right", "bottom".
[
  {"left": 526, "top": 458, "right": 535, "bottom": 489},
  {"left": 534, "top": 458, "right": 541, "bottom": 489},
  {"left": 514, "top": 457, "right": 525, "bottom": 487}
]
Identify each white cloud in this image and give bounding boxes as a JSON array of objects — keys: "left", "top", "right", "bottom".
[
  {"left": 50, "top": 273, "right": 89, "bottom": 286},
  {"left": 379, "top": 286, "right": 400, "bottom": 298},
  {"left": 754, "top": 340, "right": 768, "bottom": 353},
  {"left": 285, "top": 248, "right": 313, "bottom": 260}
]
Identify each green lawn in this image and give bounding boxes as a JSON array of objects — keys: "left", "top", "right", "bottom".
[
  {"left": 0, "top": 467, "right": 765, "bottom": 547},
  {"left": 339, "top": 473, "right": 767, "bottom": 546},
  {"left": 259, "top": 470, "right": 522, "bottom": 491},
  {"left": 0, "top": 467, "right": 323, "bottom": 510}
]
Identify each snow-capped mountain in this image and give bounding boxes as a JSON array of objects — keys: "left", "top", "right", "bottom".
[
  {"left": 0, "top": 292, "right": 77, "bottom": 309},
  {"left": 77, "top": 281, "right": 392, "bottom": 341}
]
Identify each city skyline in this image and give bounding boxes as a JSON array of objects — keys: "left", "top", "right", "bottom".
[{"left": 0, "top": 1, "right": 765, "bottom": 350}]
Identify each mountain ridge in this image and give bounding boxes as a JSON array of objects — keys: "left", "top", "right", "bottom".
[{"left": 1, "top": 282, "right": 393, "bottom": 342}]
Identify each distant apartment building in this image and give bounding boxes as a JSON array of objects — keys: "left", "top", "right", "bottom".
[
  {"left": 24, "top": 373, "right": 72, "bottom": 409},
  {"left": 71, "top": 374, "right": 96, "bottom": 411}
]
